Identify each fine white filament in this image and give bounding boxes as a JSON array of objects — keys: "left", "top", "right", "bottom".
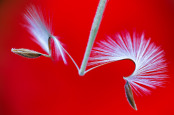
[
  {"left": 88, "top": 32, "right": 167, "bottom": 95},
  {"left": 24, "top": 5, "right": 67, "bottom": 64}
]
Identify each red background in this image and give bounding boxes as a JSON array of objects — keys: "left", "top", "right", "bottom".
[{"left": 0, "top": 0, "right": 174, "bottom": 115}]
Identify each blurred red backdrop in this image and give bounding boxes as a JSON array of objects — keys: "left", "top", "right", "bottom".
[{"left": 0, "top": 0, "right": 174, "bottom": 115}]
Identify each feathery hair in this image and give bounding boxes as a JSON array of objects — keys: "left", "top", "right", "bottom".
[
  {"left": 24, "top": 5, "right": 66, "bottom": 64},
  {"left": 89, "top": 32, "right": 167, "bottom": 95}
]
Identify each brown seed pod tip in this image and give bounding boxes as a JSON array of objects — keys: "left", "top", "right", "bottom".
[{"left": 11, "top": 48, "right": 17, "bottom": 53}]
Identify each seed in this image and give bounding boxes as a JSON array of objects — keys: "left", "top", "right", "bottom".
[
  {"left": 124, "top": 81, "right": 137, "bottom": 110},
  {"left": 11, "top": 48, "right": 49, "bottom": 58}
]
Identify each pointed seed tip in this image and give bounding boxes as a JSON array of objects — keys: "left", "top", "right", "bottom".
[{"left": 11, "top": 48, "right": 15, "bottom": 52}]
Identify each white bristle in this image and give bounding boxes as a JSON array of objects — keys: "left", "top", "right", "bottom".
[
  {"left": 52, "top": 36, "right": 67, "bottom": 64},
  {"left": 88, "top": 32, "right": 167, "bottom": 95},
  {"left": 24, "top": 5, "right": 67, "bottom": 64},
  {"left": 24, "top": 5, "right": 51, "bottom": 53}
]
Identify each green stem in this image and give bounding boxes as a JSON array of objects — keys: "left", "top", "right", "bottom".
[{"left": 79, "top": 0, "right": 107, "bottom": 76}]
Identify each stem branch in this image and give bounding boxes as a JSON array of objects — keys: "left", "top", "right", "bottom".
[{"left": 79, "top": 0, "right": 107, "bottom": 76}]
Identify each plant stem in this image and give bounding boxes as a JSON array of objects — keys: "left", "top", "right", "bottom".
[{"left": 79, "top": 0, "right": 107, "bottom": 76}]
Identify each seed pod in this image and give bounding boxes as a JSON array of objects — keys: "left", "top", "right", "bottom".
[
  {"left": 124, "top": 81, "right": 137, "bottom": 110},
  {"left": 11, "top": 48, "right": 49, "bottom": 58}
]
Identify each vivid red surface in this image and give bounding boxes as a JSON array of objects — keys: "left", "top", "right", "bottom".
[{"left": 0, "top": 0, "right": 174, "bottom": 115}]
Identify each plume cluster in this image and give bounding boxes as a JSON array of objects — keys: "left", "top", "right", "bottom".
[
  {"left": 89, "top": 33, "right": 167, "bottom": 94},
  {"left": 88, "top": 32, "right": 167, "bottom": 109},
  {"left": 12, "top": 5, "right": 67, "bottom": 64}
]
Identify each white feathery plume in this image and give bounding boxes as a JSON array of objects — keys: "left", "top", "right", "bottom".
[
  {"left": 24, "top": 5, "right": 67, "bottom": 64},
  {"left": 88, "top": 32, "right": 167, "bottom": 95}
]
